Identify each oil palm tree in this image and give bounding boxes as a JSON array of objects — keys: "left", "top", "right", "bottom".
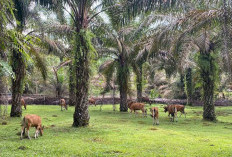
[
  {"left": 150, "top": 3, "right": 232, "bottom": 120},
  {"left": 98, "top": 10, "right": 166, "bottom": 110},
  {"left": 6, "top": 0, "right": 49, "bottom": 117}
]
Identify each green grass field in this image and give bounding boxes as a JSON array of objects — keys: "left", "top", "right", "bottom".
[{"left": 0, "top": 104, "right": 232, "bottom": 157}]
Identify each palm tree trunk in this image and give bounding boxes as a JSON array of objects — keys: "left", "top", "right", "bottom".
[
  {"left": 10, "top": 0, "right": 25, "bottom": 117},
  {"left": 53, "top": 68, "right": 62, "bottom": 99},
  {"left": 118, "top": 54, "right": 129, "bottom": 112},
  {"left": 137, "top": 64, "right": 142, "bottom": 102},
  {"left": 222, "top": 0, "right": 232, "bottom": 75},
  {"left": 198, "top": 52, "right": 216, "bottom": 121},
  {"left": 179, "top": 74, "right": 186, "bottom": 99},
  {"left": 10, "top": 50, "right": 25, "bottom": 117},
  {"left": 69, "top": 64, "right": 75, "bottom": 106},
  {"left": 185, "top": 68, "right": 192, "bottom": 105},
  {"left": 73, "top": 31, "right": 90, "bottom": 127}
]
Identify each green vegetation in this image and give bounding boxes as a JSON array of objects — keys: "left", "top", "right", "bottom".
[{"left": 1, "top": 105, "right": 232, "bottom": 157}]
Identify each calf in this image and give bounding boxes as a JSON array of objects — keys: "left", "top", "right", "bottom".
[
  {"left": 20, "top": 114, "right": 44, "bottom": 140},
  {"left": 165, "top": 104, "right": 186, "bottom": 118},
  {"left": 164, "top": 105, "right": 177, "bottom": 122},
  {"left": 128, "top": 101, "right": 147, "bottom": 117},
  {"left": 141, "top": 96, "right": 152, "bottom": 106},
  {"left": 21, "top": 98, "right": 26, "bottom": 110},
  {"left": 60, "top": 99, "right": 67, "bottom": 111},
  {"left": 88, "top": 97, "right": 96, "bottom": 106},
  {"left": 175, "top": 104, "right": 186, "bottom": 118},
  {"left": 150, "top": 107, "right": 159, "bottom": 125}
]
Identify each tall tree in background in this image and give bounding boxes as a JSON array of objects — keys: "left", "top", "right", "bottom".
[{"left": 98, "top": 12, "right": 156, "bottom": 111}]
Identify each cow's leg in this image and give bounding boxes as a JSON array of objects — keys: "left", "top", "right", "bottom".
[
  {"left": 182, "top": 111, "right": 186, "bottom": 118},
  {"left": 135, "top": 111, "right": 138, "bottom": 117},
  {"left": 175, "top": 112, "right": 178, "bottom": 122},
  {"left": 20, "top": 126, "right": 25, "bottom": 140},
  {"left": 142, "top": 109, "right": 145, "bottom": 117},
  {"left": 156, "top": 117, "right": 159, "bottom": 125},
  {"left": 34, "top": 129, "right": 38, "bottom": 139},
  {"left": 143, "top": 109, "right": 147, "bottom": 117},
  {"left": 170, "top": 114, "right": 174, "bottom": 122},
  {"left": 27, "top": 127, "right": 31, "bottom": 140}
]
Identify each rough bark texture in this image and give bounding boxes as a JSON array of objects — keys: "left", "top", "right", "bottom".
[
  {"left": 69, "top": 64, "right": 75, "bottom": 106},
  {"left": 73, "top": 32, "right": 90, "bottom": 127},
  {"left": 199, "top": 53, "right": 216, "bottom": 121},
  {"left": 179, "top": 74, "right": 186, "bottom": 99},
  {"left": 136, "top": 65, "right": 142, "bottom": 102},
  {"left": 10, "top": 50, "right": 25, "bottom": 117},
  {"left": 185, "top": 68, "right": 193, "bottom": 106},
  {"left": 118, "top": 53, "right": 129, "bottom": 112}
]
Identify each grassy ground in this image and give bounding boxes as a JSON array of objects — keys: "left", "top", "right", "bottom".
[{"left": 0, "top": 104, "right": 232, "bottom": 157}]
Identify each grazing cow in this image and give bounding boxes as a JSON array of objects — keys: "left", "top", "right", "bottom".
[
  {"left": 175, "top": 104, "right": 186, "bottom": 118},
  {"left": 164, "top": 105, "right": 177, "bottom": 122},
  {"left": 21, "top": 98, "right": 26, "bottom": 110},
  {"left": 20, "top": 114, "right": 44, "bottom": 140},
  {"left": 150, "top": 107, "right": 159, "bottom": 125},
  {"left": 141, "top": 96, "right": 152, "bottom": 106},
  {"left": 88, "top": 97, "right": 96, "bottom": 106},
  {"left": 165, "top": 104, "right": 186, "bottom": 118},
  {"left": 60, "top": 99, "right": 67, "bottom": 111},
  {"left": 128, "top": 100, "right": 147, "bottom": 117}
]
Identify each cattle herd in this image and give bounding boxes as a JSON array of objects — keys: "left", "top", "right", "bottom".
[{"left": 19, "top": 97, "right": 186, "bottom": 140}]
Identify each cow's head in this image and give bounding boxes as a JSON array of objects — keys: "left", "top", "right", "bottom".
[
  {"left": 127, "top": 100, "right": 134, "bottom": 108},
  {"left": 163, "top": 106, "right": 168, "bottom": 113}
]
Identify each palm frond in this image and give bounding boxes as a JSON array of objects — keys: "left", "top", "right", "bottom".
[{"left": 28, "top": 44, "right": 47, "bottom": 80}]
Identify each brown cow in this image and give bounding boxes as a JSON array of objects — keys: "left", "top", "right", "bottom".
[
  {"left": 150, "top": 107, "right": 159, "bottom": 125},
  {"left": 21, "top": 98, "right": 26, "bottom": 110},
  {"left": 60, "top": 99, "right": 67, "bottom": 111},
  {"left": 165, "top": 104, "right": 186, "bottom": 118},
  {"left": 164, "top": 105, "right": 177, "bottom": 122},
  {"left": 128, "top": 101, "right": 147, "bottom": 117},
  {"left": 20, "top": 114, "right": 44, "bottom": 140},
  {"left": 88, "top": 97, "right": 96, "bottom": 106},
  {"left": 175, "top": 104, "right": 186, "bottom": 118}
]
